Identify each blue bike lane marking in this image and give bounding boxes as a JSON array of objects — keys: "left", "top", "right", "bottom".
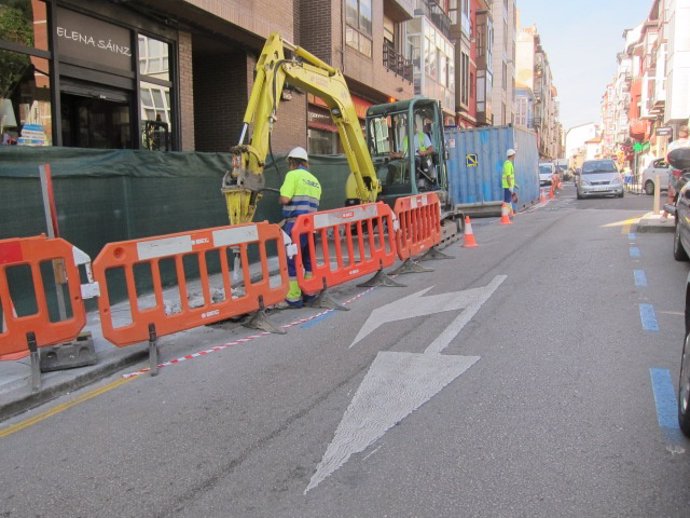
[
  {"left": 650, "top": 368, "right": 686, "bottom": 451},
  {"left": 634, "top": 269, "right": 647, "bottom": 287},
  {"left": 640, "top": 303, "right": 660, "bottom": 331}
]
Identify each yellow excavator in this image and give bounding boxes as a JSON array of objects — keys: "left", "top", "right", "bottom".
[
  {"left": 222, "top": 32, "right": 380, "bottom": 225},
  {"left": 223, "top": 32, "right": 462, "bottom": 241}
]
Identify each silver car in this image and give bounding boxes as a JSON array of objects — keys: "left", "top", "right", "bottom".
[{"left": 576, "top": 159, "right": 624, "bottom": 199}]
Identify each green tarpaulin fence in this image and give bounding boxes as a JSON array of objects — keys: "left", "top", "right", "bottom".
[{"left": 0, "top": 147, "right": 353, "bottom": 316}]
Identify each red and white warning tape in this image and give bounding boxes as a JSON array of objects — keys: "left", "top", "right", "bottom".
[{"left": 121, "top": 287, "right": 376, "bottom": 379}]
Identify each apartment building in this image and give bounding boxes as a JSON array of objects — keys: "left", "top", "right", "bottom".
[
  {"left": 407, "top": 0, "right": 456, "bottom": 124},
  {"left": 605, "top": 0, "right": 690, "bottom": 168},
  {"left": 0, "top": 0, "right": 415, "bottom": 154},
  {"left": 489, "top": 0, "right": 515, "bottom": 126},
  {"left": 514, "top": 23, "right": 561, "bottom": 159},
  {"left": 449, "top": 0, "right": 492, "bottom": 127}
]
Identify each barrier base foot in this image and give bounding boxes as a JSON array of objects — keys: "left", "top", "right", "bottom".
[
  {"left": 40, "top": 332, "right": 98, "bottom": 372},
  {"left": 306, "top": 291, "right": 349, "bottom": 311},
  {"left": 244, "top": 309, "right": 286, "bottom": 335},
  {"left": 390, "top": 259, "right": 433, "bottom": 275},
  {"left": 30, "top": 350, "right": 41, "bottom": 393},
  {"left": 419, "top": 246, "right": 453, "bottom": 261},
  {"left": 149, "top": 342, "right": 159, "bottom": 377},
  {"left": 357, "top": 269, "right": 406, "bottom": 288}
]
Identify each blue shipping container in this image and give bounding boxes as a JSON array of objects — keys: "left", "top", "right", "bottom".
[{"left": 444, "top": 125, "right": 540, "bottom": 215}]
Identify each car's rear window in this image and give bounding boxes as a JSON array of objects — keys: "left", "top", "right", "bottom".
[{"left": 582, "top": 161, "right": 617, "bottom": 174}]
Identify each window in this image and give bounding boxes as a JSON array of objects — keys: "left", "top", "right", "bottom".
[
  {"left": 460, "top": 52, "right": 469, "bottom": 106},
  {"left": 138, "top": 35, "right": 173, "bottom": 150},
  {"left": 139, "top": 34, "right": 169, "bottom": 80},
  {"left": 345, "top": 0, "right": 372, "bottom": 57},
  {"left": 460, "top": 0, "right": 470, "bottom": 36},
  {"left": 448, "top": 0, "right": 457, "bottom": 25},
  {"left": 1, "top": 1, "right": 52, "bottom": 145},
  {"left": 440, "top": 53, "right": 447, "bottom": 87}
]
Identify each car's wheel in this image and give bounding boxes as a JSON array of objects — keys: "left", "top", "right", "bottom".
[
  {"left": 576, "top": 190, "right": 582, "bottom": 200},
  {"left": 679, "top": 332, "right": 690, "bottom": 437},
  {"left": 644, "top": 180, "right": 655, "bottom": 195},
  {"left": 619, "top": 191, "right": 624, "bottom": 198},
  {"left": 674, "top": 220, "right": 689, "bottom": 261}
]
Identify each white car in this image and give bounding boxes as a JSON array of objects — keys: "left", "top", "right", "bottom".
[
  {"left": 642, "top": 158, "right": 673, "bottom": 195},
  {"left": 539, "top": 163, "right": 555, "bottom": 186}
]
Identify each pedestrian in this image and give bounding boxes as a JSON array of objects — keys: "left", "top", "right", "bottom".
[
  {"left": 278, "top": 146, "right": 322, "bottom": 308},
  {"left": 503, "top": 149, "right": 516, "bottom": 214}
]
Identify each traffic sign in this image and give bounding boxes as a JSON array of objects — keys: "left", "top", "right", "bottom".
[{"left": 466, "top": 153, "right": 478, "bottom": 167}]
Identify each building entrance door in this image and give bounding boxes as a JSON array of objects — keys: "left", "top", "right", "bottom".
[{"left": 60, "top": 81, "right": 133, "bottom": 149}]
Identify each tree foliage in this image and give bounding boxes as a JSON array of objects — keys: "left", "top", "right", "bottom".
[{"left": 0, "top": 3, "right": 34, "bottom": 98}]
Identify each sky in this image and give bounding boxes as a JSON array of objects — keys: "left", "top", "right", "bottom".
[{"left": 515, "top": 0, "right": 653, "bottom": 132}]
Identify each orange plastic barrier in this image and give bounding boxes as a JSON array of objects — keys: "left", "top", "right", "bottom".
[
  {"left": 0, "top": 235, "right": 87, "bottom": 360},
  {"left": 93, "top": 222, "right": 288, "bottom": 347},
  {"left": 290, "top": 202, "right": 397, "bottom": 293},
  {"left": 393, "top": 193, "right": 442, "bottom": 261}
]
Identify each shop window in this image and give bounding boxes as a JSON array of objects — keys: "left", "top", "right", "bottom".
[
  {"left": 138, "top": 34, "right": 169, "bottom": 81},
  {"left": 1, "top": 0, "right": 52, "bottom": 145},
  {"left": 139, "top": 81, "right": 170, "bottom": 150},
  {"left": 1, "top": 51, "right": 52, "bottom": 146},
  {"left": 0, "top": 0, "right": 48, "bottom": 51},
  {"left": 308, "top": 128, "right": 338, "bottom": 155},
  {"left": 138, "top": 35, "right": 173, "bottom": 150}
]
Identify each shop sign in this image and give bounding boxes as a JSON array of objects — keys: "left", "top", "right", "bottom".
[
  {"left": 56, "top": 8, "right": 132, "bottom": 71},
  {"left": 656, "top": 126, "right": 673, "bottom": 137}
]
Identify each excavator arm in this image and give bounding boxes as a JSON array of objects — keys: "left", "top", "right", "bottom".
[{"left": 222, "top": 32, "right": 380, "bottom": 225}]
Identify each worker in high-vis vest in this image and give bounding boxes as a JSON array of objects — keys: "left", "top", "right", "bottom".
[
  {"left": 502, "top": 148, "right": 516, "bottom": 210},
  {"left": 395, "top": 117, "right": 435, "bottom": 159},
  {"left": 279, "top": 146, "right": 322, "bottom": 308}
]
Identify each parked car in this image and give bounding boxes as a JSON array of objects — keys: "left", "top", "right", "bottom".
[
  {"left": 642, "top": 158, "right": 673, "bottom": 195},
  {"left": 669, "top": 150, "right": 690, "bottom": 436},
  {"left": 539, "top": 163, "right": 555, "bottom": 186},
  {"left": 679, "top": 276, "right": 690, "bottom": 437},
  {"left": 576, "top": 159, "right": 624, "bottom": 199}
]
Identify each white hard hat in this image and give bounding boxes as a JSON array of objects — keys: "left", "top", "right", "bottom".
[
  {"left": 287, "top": 146, "right": 309, "bottom": 162},
  {"left": 506, "top": 148, "right": 516, "bottom": 157}
]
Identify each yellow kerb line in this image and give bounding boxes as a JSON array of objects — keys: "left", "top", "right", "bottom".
[{"left": 0, "top": 376, "right": 132, "bottom": 438}]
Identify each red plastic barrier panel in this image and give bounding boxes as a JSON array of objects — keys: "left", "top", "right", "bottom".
[
  {"left": 393, "top": 193, "right": 442, "bottom": 261},
  {"left": 0, "top": 235, "right": 87, "bottom": 360},
  {"left": 93, "top": 222, "right": 288, "bottom": 347},
  {"left": 290, "top": 202, "right": 397, "bottom": 293}
]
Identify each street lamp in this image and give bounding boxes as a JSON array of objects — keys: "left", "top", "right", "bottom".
[{"left": 564, "top": 122, "right": 594, "bottom": 159}]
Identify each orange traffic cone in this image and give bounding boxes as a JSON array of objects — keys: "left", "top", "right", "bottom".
[
  {"left": 549, "top": 184, "right": 555, "bottom": 199},
  {"left": 499, "top": 203, "right": 512, "bottom": 225},
  {"left": 540, "top": 189, "right": 547, "bottom": 203},
  {"left": 463, "top": 215, "right": 478, "bottom": 247}
]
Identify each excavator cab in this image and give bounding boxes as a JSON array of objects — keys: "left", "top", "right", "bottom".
[{"left": 365, "top": 97, "right": 448, "bottom": 206}]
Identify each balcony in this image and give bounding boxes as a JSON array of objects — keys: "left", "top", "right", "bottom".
[
  {"left": 383, "top": 42, "right": 413, "bottom": 82},
  {"left": 414, "top": 0, "right": 451, "bottom": 39}
]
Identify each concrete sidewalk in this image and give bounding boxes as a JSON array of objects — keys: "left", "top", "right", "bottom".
[{"left": 634, "top": 211, "right": 676, "bottom": 233}]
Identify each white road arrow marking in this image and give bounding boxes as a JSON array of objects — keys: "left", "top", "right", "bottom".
[{"left": 306, "top": 275, "right": 507, "bottom": 493}]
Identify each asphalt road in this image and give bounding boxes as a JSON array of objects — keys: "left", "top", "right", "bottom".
[{"left": 2, "top": 184, "right": 690, "bottom": 518}]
